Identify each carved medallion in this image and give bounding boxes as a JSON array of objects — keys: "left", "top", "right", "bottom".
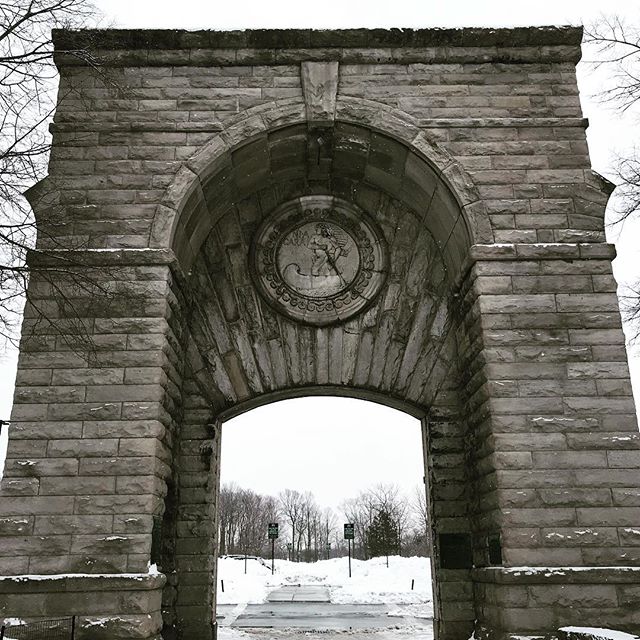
[{"left": 250, "top": 196, "right": 388, "bottom": 326}]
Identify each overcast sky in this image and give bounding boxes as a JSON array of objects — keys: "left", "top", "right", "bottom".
[{"left": 1, "top": 0, "right": 639, "bottom": 513}]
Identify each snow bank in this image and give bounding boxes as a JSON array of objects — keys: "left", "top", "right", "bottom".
[
  {"left": 217, "top": 557, "right": 279, "bottom": 605},
  {"left": 560, "top": 628, "right": 640, "bottom": 640},
  {"left": 388, "top": 603, "right": 434, "bottom": 619},
  {"left": 216, "top": 555, "right": 432, "bottom": 606},
  {"left": 310, "top": 556, "right": 431, "bottom": 604}
]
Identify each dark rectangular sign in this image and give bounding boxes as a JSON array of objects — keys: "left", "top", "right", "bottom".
[
  {"left": 439, "top": 533, "right": 473, "bottom": 569},
  {"left": 268, "top": 523, "right": 279, "bottom": 539},
  {"left": 344, "top": 523, "right": 355, "bottom": 540}
]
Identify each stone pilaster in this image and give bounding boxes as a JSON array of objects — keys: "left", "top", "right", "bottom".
[
  {"left": 460, "top": 242, "right": 640, "bottom": 637},
  {"left": 0, "top": 250, "right": 184, "bottom": 639}
]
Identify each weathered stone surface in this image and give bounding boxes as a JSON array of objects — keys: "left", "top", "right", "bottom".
[{"left": 301, "top": 61, "right": 339, "bottom": 122}]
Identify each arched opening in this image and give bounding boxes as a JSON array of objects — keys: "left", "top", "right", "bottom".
[
  {"left": 216, "top": 396, "right": 433, "bottom": 634},
  {"left": 157, "top": 115, "right": 484, "bottom": 640},
  {"left": 166, "top": 119, "right": 478, "bottom": 279},
  {"left": 173, "top": 122, "right": 471, "bottom": 412}
]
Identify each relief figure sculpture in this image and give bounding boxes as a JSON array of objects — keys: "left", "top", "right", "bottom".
[
  {"left": 251, "top": 197, "right": 387, "bottom": 325},
  {"left": 280, "top": 222, "right": 355, "bottom": 297}
]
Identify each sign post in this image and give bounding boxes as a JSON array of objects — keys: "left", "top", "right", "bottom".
[
  {"left": 268, "top": 523, "right": 279, "bottom": 575},
  {"left": 344, "top": 523, "right": 354, "bottom": 578}
]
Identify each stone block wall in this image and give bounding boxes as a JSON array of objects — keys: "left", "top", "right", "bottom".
[
  {"left": 42, "top": 29, "right": 604, "bottom": 255},
  {"left": 455, "top": 242, "right": 640, "bottom": 634},
  {"left": 0, "top": 254, "right": 184, "bottom": 575},
  {"left": 0, "top": 574, "right": 165, "bottom": 639},
  {"left": 468, "top": 243, "right": 639, "bottom": 567}
]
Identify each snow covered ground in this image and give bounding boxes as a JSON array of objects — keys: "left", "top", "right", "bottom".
[
  {"left": 219, "top": 629, "right": 435, "bottom": 640},
  {"left": 559, "top": 629, "right": 640, "bottom": 640},
  {"left": 216, "top": 555, "right": 433, "bottom": 607}
]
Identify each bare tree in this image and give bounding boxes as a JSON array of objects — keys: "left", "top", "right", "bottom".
[
  {"left": 239, "top": 490, "right": 278, "bottom": 555},
  {"left": 0, "top": 0, "right": 100, "bottom": 348},
  {"left": 218, "top": 483, "right": 279, "bottom": 556},
  {"left": 341, "top": 484, "right": 413, "bottom": 559},
  {"left": 219, "top": 484, "right": 425, "bottom": 562},
  {"left": 583, "top": 17, "right": 640, "bottom": 116},
  {"left": 412, "top": 485, "right": 429, "bottom": 540},
  {"left": 319, "top": 507, "right": 337, "bottom": 559},
  {"left": 341, "top": 491, "right": 376, "bottom": 559},
  {"left": 218, "top": 482, "right": 241, "bottom": 555},
  {"left": 278, "top": 489, "right": 305, "bottom": 562},
  {"left": 583, "top": 16, "right": 640, "bottom": 338},
  {"left": 405, "top": 485, "right": 431, "bottom": 556}
]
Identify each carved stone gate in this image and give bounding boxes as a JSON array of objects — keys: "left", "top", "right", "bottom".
[{"left": 0, "top": 27, "right": 639, "bottom": 640}]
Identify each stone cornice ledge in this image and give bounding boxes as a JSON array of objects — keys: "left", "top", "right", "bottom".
[
  {"left": 52, "top": 27, "right": 583, "bottom": 67},
  {"left": 53, "top": 26, "right": 583, "bottom": 51},
  {"left": 26, "top": 248, "right": 177, "bottom": 268},
  {"left": 454, "top": 242, "right": 616, "bottom": 291},
  {"left": 0, "top": 572, "right": 166, "bottom": 592},
  {"left": 49, "top": 121, "right": 225, "bottom": 134},
  {"left": 473, "top": 566, "right": 640, "bottom": 584},
  {"left": 48, "top": 117, "right": 589, "bottom": 134},
  {"left": 419, "top": 117, "right": 589, "bottom": 129},
  {"left": 469, "top": 242, "right": 616, "bottom": 262}
]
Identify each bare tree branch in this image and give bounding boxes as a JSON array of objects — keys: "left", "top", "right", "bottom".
[
  {"left": 583, "top": 15, "right": 640, "bottom": 341},
  {"left": 0, "top": 0, "right": 105, "bottom": 351}
]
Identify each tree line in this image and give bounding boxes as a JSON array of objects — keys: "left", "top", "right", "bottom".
[{"left": 218, "top": 483, "right": 430, "bottom": 561}]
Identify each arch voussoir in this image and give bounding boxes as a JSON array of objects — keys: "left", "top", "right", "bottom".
[{"left": 150, "top": 96, "right": 488, "bottom": 265}]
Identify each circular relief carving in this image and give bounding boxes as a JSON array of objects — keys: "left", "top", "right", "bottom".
[{"left": 250, "top": 196, "right": 388, "bottom": 326}]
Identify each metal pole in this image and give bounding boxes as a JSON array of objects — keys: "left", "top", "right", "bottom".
[
  {"left": 71, "top": 615, "right": 76, "bottom": 640},
  {"left": 244, "top": 551, "right": 247, "bottom": 575},
  {"left": 271, "top": 538, "right": 275, "bottom": 575},
  {"left": 348, "top": 538, "right": 352, "bottom": 578}
]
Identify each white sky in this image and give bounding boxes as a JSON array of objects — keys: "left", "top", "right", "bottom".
[
  {"left": 221, "top": 398, "right": 423, "bottom": 511},
  {"left": 94, "top": 0, "right": 632, "bottom": 30},
  {"left": 1, "top": 0, "right": 640, "bottom": 511}
]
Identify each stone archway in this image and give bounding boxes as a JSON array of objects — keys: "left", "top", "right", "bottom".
[
  {"left": 1, "top": 27, "right": 639, "bottom": 640},
  {"left": 158, "top": 112, "right": 481, "bottom": 639}
]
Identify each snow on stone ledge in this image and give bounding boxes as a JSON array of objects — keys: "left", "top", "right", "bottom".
[
  {"left": 559, "top": 627, "right": 640, "bottom": 640},
  {"left": 494, "top": 566, "right": 640, "bottom": 578},
  {"left": 0, "top": 568, "right": 163, "bottom": 582}
]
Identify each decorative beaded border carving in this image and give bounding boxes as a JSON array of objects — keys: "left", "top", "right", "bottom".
[{"left": 250, "top": 196, "right": 388, "bottom": 326}]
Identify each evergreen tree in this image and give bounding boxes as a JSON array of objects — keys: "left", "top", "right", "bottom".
[{"left": 366, "top": 509, "right": 399, "bottom": 559}]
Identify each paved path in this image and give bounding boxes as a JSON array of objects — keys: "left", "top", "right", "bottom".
[
  {"left": 267, "top": 585, "right": 330, "bottom": 602},
  {"left": 219, "top": 630, "right": 434, "bottom": 640},
  {"left": 232, "top": 602, "right": 394, "bottom": 629},
  {"left": 220, "top": 584, "right": 433, "bottom": 632}
]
